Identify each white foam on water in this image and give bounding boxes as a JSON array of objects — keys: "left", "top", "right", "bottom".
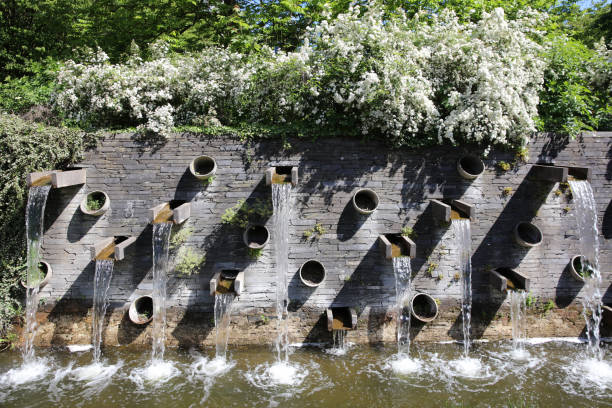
[
  {"left": 510, "top": 348, "right": 531, "bottom": 361},
  {"left": 190, "top": 356, "right": 235, "bottom": 378},
  {"left": 71, "top": 361, "right": 122, "bottom": 384},
  {"left": 559, "top": 356, "right": 612, "bottom": 398},
  {"left": 246, "top": 361, "right": 309, "bottom": 389},
  {"left": 388, "top": 355, "right": 423, "bottom": 375},
  {"left": 576, "top": 358, "right": 612, "bottom": 387},
  {"left": 269, "top": 362, "right": 302, "bottom": 385},
  {"left": 451, "top": 357, "right": 483, "bottom": 377},
  {"left": 67, "top": 344, "right": 93, "bottom": 353},
  {"left": 129, "top": 359, "right": 179, "bottom": 387},
  {"left": 0, "top": 358, "right": 51, "bottom": 386}
]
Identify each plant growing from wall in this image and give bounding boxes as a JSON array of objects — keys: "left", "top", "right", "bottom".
[
  {"left": 221, "top": 198, "right": 272, "bottom": 229},
  {"left": 170, "top": 225, "right": 194, "bottom": 249},
  {"left": 401, "top": 226, "right": 417, "bottom": 239},
  {"left": 247, "top": 247, "right": 263, "bottom": 259},
  {"left": 525, "top": 292, "right": 536, "bottom": 309},
  {"left": 427, "top": 262, "right": 438, "bottom": 278},
  {"left": 174, "top": 247, "right": 205, "bottom": 276},
  {"left": 502, "top": 187, "right": 513, "bottom": 197},
  {"left": 497, "top": 161, "right": 512, "bottom": 172},
  {"left": 87, "top": 195, "right": 104, "bottom": 211},
  {"left": 303, "top": 223, "right": 326, "bottom": 240}
]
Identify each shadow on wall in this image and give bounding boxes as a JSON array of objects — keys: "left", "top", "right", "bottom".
[
  {"left": 336, "top": 199, "right": 369, "bottom": 242},
  {"left": 536, "top": 132, "right": 570, "bottom": 163},
  {"left": 44, "top": 185, "right": 82, "bottom": 234},
  {"left": 603, "top": 199, "right": 612, "bottom": 239},
  {"left": 131, "top": 131, "right": 167, "bottom": 156},
  {"left": 46, "top": 223, "right": 153, "bottom": 345},
  {"left": 170, "top": 177, "right": 270, "bottom": 348},
  {"left": 250, "top": 137, "right": 388, "bottom": 207},
  {"left": 458, "top": 173, "right": 556, "bottom": 340},
  {"left": 555, "top": 263, "right": 584, "bottom": 308}
]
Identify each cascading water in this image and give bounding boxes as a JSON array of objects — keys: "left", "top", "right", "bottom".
[
  {"left": 152, "top": 222, "right": 172, "bottom": 361},
  {"left": 509, "top": 290, "right": 527, "bottom": 356},
  {"left": 272, "top": 183, "right": 291, "bottom": 363},
  {"left": 214, "top": 294, "right": 235, "bottom": 360},
  {"left": 91, "top": 260, "right": 114, "bottom": 362},
  {"left": 569, "top": 180, "right": 602, "bottom": 359},
  {"left": 393, "top": 256, "right": 413, "bottom": 355},
  {"left": 453, "top": 218, "right": 472, "bottom": 356},
  {"left": 23, "top": 185, "right": 52, "bottom": 362},
  {"left": 327, "top": 330, "right": 348, "bottom": 355}
]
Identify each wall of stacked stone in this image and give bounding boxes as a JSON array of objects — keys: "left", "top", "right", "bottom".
[{"left": 33, "top": 131, "right": 612, "bottom": 346}]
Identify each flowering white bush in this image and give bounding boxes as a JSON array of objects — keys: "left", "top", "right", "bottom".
[{"left": 54, "top": 5, "right": 557, "bottom": 147}]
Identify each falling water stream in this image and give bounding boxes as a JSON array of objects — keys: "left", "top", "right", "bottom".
[
  {"left": 453, "top": 218, "right": 472, "bottom": 356},
  {"left": 393, "top": 256, "right": 413, "bottom": 355},
  {"left": 151, "top": 223, "right": 172, "bottom": 361},
  {"left": 91, "top": 260, "right": 114, "bottom": 362},
  {"left": 272, "top": 183, "right": 291, "bottom": 363},
  {"left": 509, "top": 290, "right": 527, "bottom": 358},
  {"left": 214, "top": 294, "right": 235, "bottom": 360},
  {"left": 569, "top": 180, "right": 603, "bottom": 359},
  {"left": 23, "top": 185, "right": 52, "bottom": 362}
]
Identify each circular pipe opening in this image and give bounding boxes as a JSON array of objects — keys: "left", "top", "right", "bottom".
[
  {"left": 411, "top": 293, "right": 438, "bottom": 323},
  {"left": 21, "top": 261, "right": 53, "bottom": 290},
  {"left": 569, "top": 255, "right": 594, "bottom": 282},
  {"left": 189, "top": 156, "right": 217, "bottom": 180},
  {"left": 299, "top": 260, "right": 326, "bottom": 287},
  {"left": 352, "top": 188, "right": 379, "bottom": 215},
  {"left": 514, "top": 222, "right": 543, "bottom": 247},
  {"left": 80, "top": 191, "right": 110, "bottom": 216},
  {"left": 457, "top": 155, "right": 485, "bottom": 180},
  {"left": 129, "top": 296, "right": 153, "bottom": 325},
  {"left": 242, "top": 224, "right": 270, "bottom": 249}
]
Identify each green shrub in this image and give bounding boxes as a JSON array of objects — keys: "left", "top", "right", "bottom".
[{"left": 0, "top": 114, "right": 95, "bottom": 334}]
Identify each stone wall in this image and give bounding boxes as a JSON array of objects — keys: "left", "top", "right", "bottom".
[{"left": 32, "top": 131, "right": 612, "bottom": 347}]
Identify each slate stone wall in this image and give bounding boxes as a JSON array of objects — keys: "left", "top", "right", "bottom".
[{"left": 34, "top": 131, "right": 612, "bottom": 346}]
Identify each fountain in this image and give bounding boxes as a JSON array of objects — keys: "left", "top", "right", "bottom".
[
  {"left": 151, "top": 222, "right": 172, "bottom": 361},
  {"left": 325, "top": 308, "right": 357, "bottom": 355},
  {"left": 393, "top": 256, "right": 413, "bottom": 355},
  {"left": 509, "top": 290, "right": 528, "bottom": 356},
  {"left": 569, "top": 179, "right": 603, "bottom": 359},
  {"left": 272, "top": 183, "right": 292, "bottom": 362},
  {"left": 91, "top": 259, "right": 114, "bottom": 363},
  {"left": 23, "top": 184, "right": 52, "bottom": 362},
  {"left": 209, "top": 269, "right": 244, "bottom": 360},
  {"left": 89, "top": 236, "right": 135, "bottom": 362},
  {"left": 213, "top": 293, "right": 235, "bottom": 360},
  {"left": 453, "top": 218, "right": 472, "bottom": 356}
]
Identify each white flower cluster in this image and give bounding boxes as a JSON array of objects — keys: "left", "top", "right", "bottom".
[{"left": 54, "top": 6, "right": 552, "bottom": 146}]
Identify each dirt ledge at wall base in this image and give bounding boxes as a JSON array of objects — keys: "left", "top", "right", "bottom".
[{"left": 15, "top": 301, "right": 601, "bottom": 348}]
